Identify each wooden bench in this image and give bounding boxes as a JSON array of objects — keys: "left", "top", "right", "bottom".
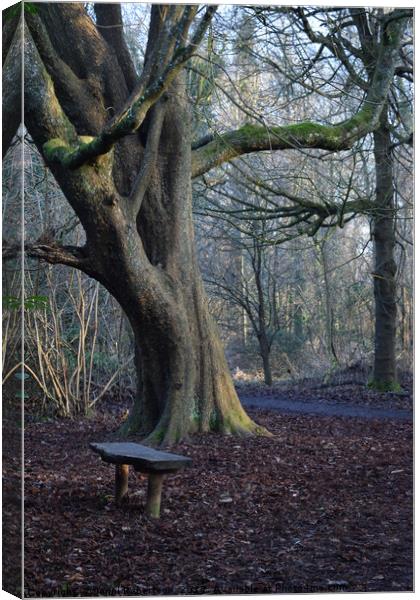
[{"left": 90, "top": 442, "right": 192, "bottom": 518}]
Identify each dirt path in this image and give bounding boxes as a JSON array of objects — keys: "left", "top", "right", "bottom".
[{"left": 239, "top": 394, "right": 413, "bottom": 421}]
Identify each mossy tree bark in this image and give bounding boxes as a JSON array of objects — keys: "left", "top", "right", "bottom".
[
  {"left": 16, "top": 5, "right": 408, "bottom": 441},
  {"left": 2, "top": 11, "right": 22, "bottom": 157}
]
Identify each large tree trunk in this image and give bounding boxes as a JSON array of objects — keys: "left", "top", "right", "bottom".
[
  {"left": 371, "top": 110, "right": 399, "bottom": 390},
  {"left": 24, "top": 4, "right": 266, "bottom": 444},
  {"left": 114, "top": 91, "right": 266, "bottom": 442}
]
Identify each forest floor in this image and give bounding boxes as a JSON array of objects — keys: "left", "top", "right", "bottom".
[{"left": 4, "top": 377, "right": 413, "bottom": 597}]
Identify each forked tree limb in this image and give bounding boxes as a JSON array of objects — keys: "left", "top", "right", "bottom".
[
  {"left": 41, "top": 6, "right": 218, "bottom": 170},
  {"left": 23, "top": 22, "right": 79, "bottom": 148},
  {"left": 25, "top": 11, "right": 103, "bottom": 135}
]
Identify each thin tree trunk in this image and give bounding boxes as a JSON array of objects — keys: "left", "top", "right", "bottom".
[
  {"left": 371, "top": 110, "right": 399, "bottom": 390},
  {"left": 259, "top": 335, "right": 273, "bottom": 386},
  {"left": 319, "top": 240, "right": 340, "bottom": 367},
  {"left": 253, "top": 244, "right": 273, "bottom": 386},
  {"left": 240, "top": 251, "right": 248, "bottom": 347}
]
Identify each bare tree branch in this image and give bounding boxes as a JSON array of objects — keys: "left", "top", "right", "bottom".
[
  {"left": 191, "top": 11, "right": 408, "bottom": 178},
  {"left": 26, "top": 239, "right": 96, "bottom": 275}
]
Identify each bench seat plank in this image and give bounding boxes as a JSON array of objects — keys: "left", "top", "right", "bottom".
[{"left": 90, "top": 442, "right": 192, "bottom": 472}]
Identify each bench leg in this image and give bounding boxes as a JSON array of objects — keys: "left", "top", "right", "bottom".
[
  {"left": 145, "top": 473, "right": 165, "bottom": 518},
  {"left": 115, "top": 464, "right": 129, "bottom": 504}
]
